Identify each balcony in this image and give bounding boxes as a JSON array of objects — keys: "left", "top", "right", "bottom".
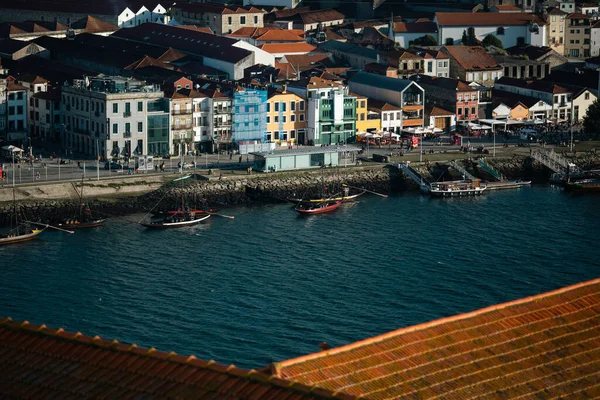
[
  {"left": 172, "top": 109, "right": 192, "bottom": 115},
  {"left": 214, "top": 120, "right": 231, "bottom": 127},
  {"left": 172, "top": 124, "right": 193, "bottom": 130},
  {"left": 123, "top": 111, "right": 131, "bottom": 117},
  {"left": 124, "top": 131, "right": 132, "bottom": 138},
  {"left": 174, "top": 131, "right": 193, "bottom": 140}
]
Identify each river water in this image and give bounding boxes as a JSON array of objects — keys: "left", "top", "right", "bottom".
[{"left": 1, "top": 186, "right": 599, "bottom": 369}]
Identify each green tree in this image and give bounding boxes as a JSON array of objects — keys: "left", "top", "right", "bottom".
[
  {"left": 482, "top": 34, "right": 503, "bottom": 49},
  {"left": 461, "top": 29, "right": 468, "bottom": 45},
  {"left": 467, "top": 28, "right": 477, "bottom": 45},
  {"left": 412, "top": 34, "right": 438, "bottom": 46},
  {"left": 583, "top": 99, "right": 600, "bottom": 138}
]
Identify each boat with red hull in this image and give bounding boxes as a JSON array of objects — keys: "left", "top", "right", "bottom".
[{"left": 295, "top": 200, "right": 343, "bottom": 215}]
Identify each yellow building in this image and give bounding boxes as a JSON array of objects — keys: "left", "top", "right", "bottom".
[
  {"left": 510, "top": 102, "right": 529, "bottom": 120},
  {"left": 266, "top": 90, "right": 307, "bottom": 146},
  {"left": 354, "top": 94, "right": 381, "bottom": 133}
]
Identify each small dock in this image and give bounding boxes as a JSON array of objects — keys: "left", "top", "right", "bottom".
[{"left": 486, "top": 181, "right": 531, "bottom": 190}]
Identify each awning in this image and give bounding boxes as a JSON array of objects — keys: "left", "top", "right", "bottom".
[{"left": 2, "top": 145, "right": 24, "bottom": 153}]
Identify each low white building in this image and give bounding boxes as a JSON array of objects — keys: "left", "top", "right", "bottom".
[
  {"left": 435, "top": 12, "right": 547, "bottom": 48},
  {"left": 118, "top": 3, "right": 168, "bottom": 28},
  {"left": 388, "top": 20, "right": 438, "bottom": 48},
  {"left": 572, "top": 88, "right": 596, "bottom": 122}
]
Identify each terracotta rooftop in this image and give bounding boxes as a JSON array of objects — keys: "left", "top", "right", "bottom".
[
  {"left": 255, "top": 29, "right": 305, "bottom": 42},
  {"left": 566, "top": 12, "right": 590, "bottom": 19},
  {"left": 18, "top": 74, "right": 48, "bottom": 84},
  {"left": 260, "top": 43, "right": 316, "bottom": 54},
  {"left": 174, "top": 2, "right": 264, "bottom": 15},
  {"left": 392, "top": 21, "right": 437, "bottom": 33},
  {"left": 492, "top": 4, "right": 522, "bottom": 10},
  {"left": 176, "top": 25, "right": 214, "bottom": 35},
  {"left": 229, "top": 27, "right": 277, "bottom": 38},
  {"left": 282, "top": 53, "right": 332, "bottom": 68},
  {"left": 306, "top": 76, "right": 343, "bottom": 89},
  {"left": 0, "top": 317, "right": 354, "bottom": 400},
  {"left": 425, "top": 105, "right": 455, "bottom": 116},
  {"left": 6, "top": 82, "right": 28, "bottom": 91},
  {"left": 269, "top": 278, "right": 600, "bottom": 399},
  {"left": 71, "top": 15, "right": 119, "bottom": 33},
  {"left": 435, "top": 12, "right": 546, "bottom": 26},
  {"left": 368, "top": 99, "right": 401, "bottom": 111},
  {"left": 443, "top": 46, "right": 502, "bottom": 70}
]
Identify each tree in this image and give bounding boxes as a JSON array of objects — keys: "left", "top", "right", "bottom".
[
  {"left": 482, "top": 34, "right": 503, "bottom": 49},
  {"left": 412, "top": 34, "right": 438, "bottom": 46},
  {"left": 461, "top": 28, "right": 479, "bottom": 46},
  {"left": 583, "top": 99, "right": 600, "bottom": 139},
  {"left": 461, "top": 30, "right": 468, "bottom": 45}
]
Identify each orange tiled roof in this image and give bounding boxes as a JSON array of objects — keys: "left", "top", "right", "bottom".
[
  {"left": 270, "top": 278, "right": 600, "bottom": 399},
  {"left": 443, "top": 45, "right": 501, "bottom": 70},
  {"left": 0, "top": 317, "right": 355, "bottom": 400},
  {"left": 307, "top": 76, "right": 343, "bottom": 88},
  {"left": 436, "top": 11, "right": 546, "bottom": 26},
  {"left": 228, "top": 26, "right": 275, "bottom": 38},
  {"left": 255, "top": 29, "right": 305, "bottom": 42},
  {"left": 260, "top": 43, "right": 316, "bottom": 54}
]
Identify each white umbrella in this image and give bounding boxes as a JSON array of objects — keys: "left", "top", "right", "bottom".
[
  {"left": 2, "top": 145, "right": 23, "bottom": 153},
  {"left": 372, "top": 132, "right": 383, "bottom": 138},
  {"left": 365, "top": 132, "right": 375, "bottom": 138},
  {"left": 356, "top": 131, "right": 367, "bottom": 136},
  {"left": 433, "top": 128, "right": 444, "bottom": 133}
]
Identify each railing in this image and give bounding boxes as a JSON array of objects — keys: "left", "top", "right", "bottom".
[
  {"left": 449, "top": 160, "right": 476, "bottom": 180},
  {"left": 124, "top": 131, "right": 131, "bottom": 138},
  {"left": 400, "top": 162, "right": 430, "bottom": 193},
  {"left": 172, "top": 109, "right": 192, "bottom": 115},
  {"left": 171, "top": 124, "right": 193, "bottom": 130},
  {"left": 477, "top": 158, "right": 505, "bottom": 181},
  {"left": 123, "top": 111, "right": 131, "bottom": 117}
]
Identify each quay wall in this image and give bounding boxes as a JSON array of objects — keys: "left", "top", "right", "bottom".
[
  {"left": 0, "top": 166, "right": 405, "bottom": 226},
  {"left": 1, "top": 153, "right": 599, "bottom": 226}
]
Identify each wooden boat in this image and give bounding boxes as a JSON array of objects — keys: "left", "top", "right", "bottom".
[
  {"left": 58, "top": 218, "right": 107, "bottom": 229},
  {"left": 140, "top": 211, "right": 211, "bottom": 229},
  {"left": 0, "top": 227, "right": 44, "bottom": 245},
  {"left": 0, "top": 184, "right": 47, "bottom": 245},
  {"left": 295, "top": 200, "right": 343, "bottom": 215},
  {"left": 563, "top": 178, "right": 600, "bottom": 192},
  {"left": 61, "top": 178, "right": 107, "bottom": 228}
]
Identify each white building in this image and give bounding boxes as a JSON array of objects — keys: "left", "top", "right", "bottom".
[
  {"left": 118, "top": 3, "right": 168, "bottom": 28},
  {"left": 388, "top": 20, "right": 438, "bottom": 48},
  {"left": 572, "top": 88, "right": 596, "bottom": 122},
  {"left": 495, "top": 77, "right": 573, "bottom": 122},
  {"left": 435, "top": 12, "right": 547, "bottom": 48},
  {"left": 591, "top": 21, "right": 600, "bottom": 57},
  {"left": 61, "top": 76, "right": 171, "bottom": 159},
  {"left": 348, "top": 72, "right": 425, "bottom": 131}
]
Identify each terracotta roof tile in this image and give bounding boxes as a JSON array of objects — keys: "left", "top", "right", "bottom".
[
  {"left": 229, "top": 27, "right": 276, "bottom": 38},
  {"left": 492, "top": 4, "right": 522, "bottom": 10},
  {"left": 436, "top": 12, "right": 546, "bottom": 26},
  {"left": 271, "top": 278, "right": 600, "bottom": 399},
  {"left": 426, "top": 105, "right": 455, "bottom": 116},
  {"left": 260, "top": 43, "right": 316, "bottom": 54},
  {"left": 0, "top": 317, "right": 353, "bottom": 400},
  {"left": 255, "top": 30, "right": 305, "bottom": 42},
  {"left": 443, "top": 46, "right": 502, "bottom": 70}
]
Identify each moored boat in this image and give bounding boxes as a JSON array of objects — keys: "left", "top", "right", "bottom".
[
  {"left": 0, "top": 227, "right": 45, "bottom": 245},
  {"left": 61, "top": 178, "right": 108, "bottom": 228},
  {"left": 563, "top": 178, "right": 600, "bottom": 192},
  {"left": 140, "top": 210, "right": 211, "bottom": 229},
  {"left": 427, "top": 179, "right": 486, "bottom": 197},
  {"left": 295, "top": 200, "right": 343, "bottom": 215}
]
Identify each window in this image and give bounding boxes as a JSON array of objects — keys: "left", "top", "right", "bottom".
[
  {"left": 299, "top": 101, "right": 305, "bottom": 111},
  {"left": 471, "top": 107, "right": 476, "bottom": 115},
  {"left": 113, "top": 123, "right": 118, "bottom": 134},
  {"left": 560, "top": 25, "right": 564, "bottom": 32},
  {"left": 291, "top": 114, "right": 295, "bottom": 122},
  {"left": 113, "top": 103, "right": 118, "bottom": 113},
  {"left": 240, "top": 16, "right": 246, "bottom": 24},
  {"left": 125, "top": 123, "right": 131, "bottom": 133},
  {"left": 254, "top": 16, "right": 258, "bottom": 24},
  {"left": 552, "top": 16, "right": 556, "bottom": 22},
  {"left": 458, "top": 108, "right": 462, "bottom": 115},
  {"left": 138, "top": 122, "right": 143, "bottom": 132},
  {"left": 17, "top": 106, "right": 23, "bottom": 115},
  {"left": 396, "top": 112, "right": 401, "bottom": 119},
  {"left": 266, "top": 116, "right": 270, "bottom": 123},
  {"left": 360, "top": 113, "right": 365, "bottom": 121},
  {"left": 282, "top": 116, "right": 287, "bottom": 123},
  {"left": 427, "top": 62, "right": 433, "bottom": 73},
  {"left": 443, "top": 61, "right": 448, "bottom": 68},
  {"left": 497, "top": 27, "right": 505, "bottom": 35},
  {"left": 274, "top": 102, "right": 279, "bottom": 112},
  {"left": 274, "top": 116, "right": 279, "bottom": 122},
  {"left": 360, "top": 100, "right": 365, "bottom": 108},
  {"left": 228, "top": 17, "right": 232, "bottom": 25},
  {"left": 458, "top": 94, "right": 463, "bottom": 101},
  {"left": 281, "top": 102, "right": 286, "bottom": 112},
  {"left": 291, "top": 101, "right": 295, "bottom": 111},
  {"left": 299, "top": 114, "right": 305, "bottom": 121},
  {"left": 138, "top": 102, "right": 143, "bottom": 112},
  {"left": 266, "top": 103, "right": 270, "bottom": 112},
  {"left": 125, "top": 102, "right": 131, "bottom": 114},
  {"left": 383, "top": 114, "right": 387, "bottom": 121},
  {"left": 17, "top": 92, "right": 23, "bottom": 100},
  {"left": 585, "top": 92, "right": 590, "bottom": 100},
  {"left": 465, "top": 108, "right": 469, "bottom": 117}
]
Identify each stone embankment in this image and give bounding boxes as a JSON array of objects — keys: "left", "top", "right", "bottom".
[
  {"left": 1, "top": 152, "right": 599, "bottom": 226},
  {"left": 0, "top": 166, "right": 405, "bottom": 226}
]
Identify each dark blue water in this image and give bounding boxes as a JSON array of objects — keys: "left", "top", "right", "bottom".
[{"left": 2, "top": 186, "right": 599, "bottom": 369}]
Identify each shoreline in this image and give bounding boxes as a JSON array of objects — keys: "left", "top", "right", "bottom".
[{"left": 1, "top": 154, "right": 599, "bottom": 227}]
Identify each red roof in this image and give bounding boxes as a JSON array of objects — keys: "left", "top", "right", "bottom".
[
  {"left": 0, "top": 317, "right": 354, "bottom": 400},
  {"left": 426, "top": 105, "right": 455, "bottom": 116},
  {"left": 260, "top": 43, "right": 316, "bottom": 54},
  {"left": 566, "top": 12, "right": 591, "bottom": 19},
  {"left": 443, "top": 46, "right": 502, "bottom": 70},
  {"left": 174, "top": 2, "right": 264, "bottom": 15},
  {"left": 436, "top": 12, "right": 546, "bottom": 26},
  {"left": 270, "top": 278, "right": 600, "bottom": 399},
  {"left": 492, "top": 4, "right": 522, "bottom": 10},
  {"left": 392, "top": 21, "right": 437, "bottom": 33},
  {"left": 255, "top": 29, "right": 305, "bottom": 42}
]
